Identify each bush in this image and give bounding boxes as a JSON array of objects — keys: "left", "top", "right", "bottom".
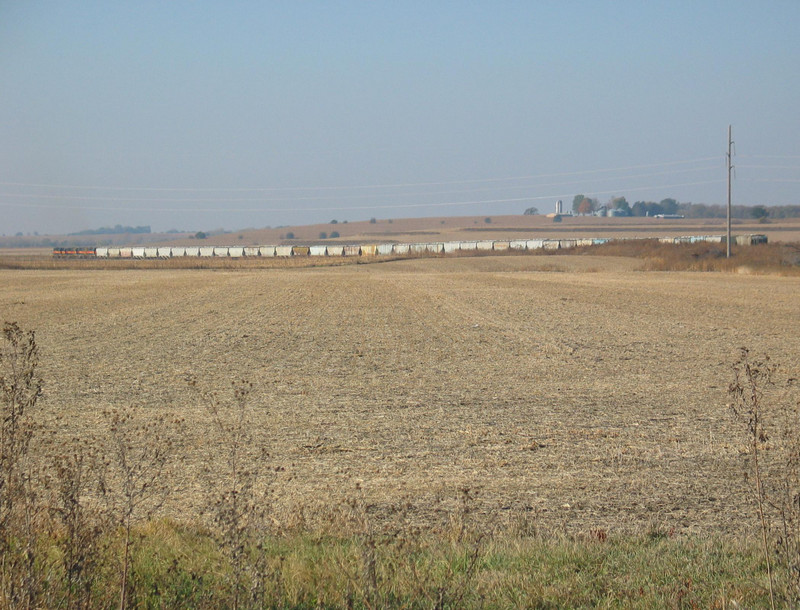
[
  {"left": 285, "top": 232, "right": 295, "bottom": 239},
  {"left": 369, "top": 218, "right": 377, "bottom": 224},
  {"left": 319, "top": 232, "right": 328, "bottom": 239},
  {"left": 330, "top": 231, "right": 340, "bottom": 238},
  {"left": 330, "top": 219, "right": 338, "bottom": 224},
  {"left": 195, "top": 231, "right": 206, "bottom": 239},
  {"left": 484, "top": 217, "right": 492, "bottom": 224}
]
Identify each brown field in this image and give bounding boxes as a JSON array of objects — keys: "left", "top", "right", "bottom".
[
  {"left": 2, "top": 255, "right": 799, "bottom": 537},
  {"left": 172, "top": 214, "right": 800, "bottom": 246}
]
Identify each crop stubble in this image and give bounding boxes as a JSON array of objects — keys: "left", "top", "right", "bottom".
[{"left": 1, "top": 255, "right": 798, "bottom": 535}]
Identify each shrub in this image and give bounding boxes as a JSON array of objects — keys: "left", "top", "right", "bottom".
[
  {"left": 484, "top": 217, "right": 491, "bottom": 224},
  {"left": 285, "top": 232, "right": 295, "bottom": 239},
  {"left": 330, "top": 231, "right": 340, "bottom": 238},
  {"left": 319, "top": 232, "right": 328, "bottom": 239},
  {"left": 369, "top": 218, "right": 377, "bottom": 224}
]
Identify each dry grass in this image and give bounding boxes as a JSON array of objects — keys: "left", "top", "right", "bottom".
[{"left": 2, "top": 255, "right": 799, "bottom": 539}]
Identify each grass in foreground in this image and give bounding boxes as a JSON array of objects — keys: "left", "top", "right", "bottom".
[{"left": 9, "top": 518, "right": 772, "bottom": 609}]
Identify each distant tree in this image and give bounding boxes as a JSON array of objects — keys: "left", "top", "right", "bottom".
[
  {"left": 285, "top": 232, "right": 295, "bottom": 239},
  {"left": 552, "top": 214, "right": 562, "bottom": 222},
  {"left": 572, "top": 194, "right": 585, "bottom": 214},
  {"left": 330, "top": 231, "right": 340, "bottom": 238},
  {"left": 751, "top": 205, "right": 769, "bottom": 219},
  {"left": 319, "top": 231, "right": 328, "bottom": 239},
  {"left": 610, "top": 196, "right": 631, "bottom": 215},
  {"left": 577, "top": 198, "right": 594, "bottom": 215},
  {"left": 330, "top": 219, "right": 338, "bottom": 224},
  {"left": 524, "top": 207, "right": 539, "bottom": 215},
  {"left": 660, "top": 198, "right": 679, "bottom": 215},
  {"left": 369, "top": 217, "right": 377, "bottom": 224},
  {"left": 484, "top": 217, "right": 492, "bottom": 224},
  {"left": 194, "top": 231, "right": 207, "bottom": 239}
]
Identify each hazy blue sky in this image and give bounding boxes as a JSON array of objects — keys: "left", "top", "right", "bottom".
[{"left": 1, "top": 1, "right": 798, "bottom": 234}]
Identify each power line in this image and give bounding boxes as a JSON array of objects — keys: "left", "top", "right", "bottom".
[
  {"left": 0, "top": 179, "right": 725, "bottom": 214},
  {"left": 0, "top": 156, "right": 721, "bottom": 193},
  {"left": 0, "top": 165, "right": 721, "bottom": 204}
]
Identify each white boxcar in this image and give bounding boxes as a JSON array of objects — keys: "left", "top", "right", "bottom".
[
  {"left": 443, "top": 241, "right": 460, "bottom": 253},
  {"left": 213, "top": 247, "right": 229, "bottom": 257},
  {"left": 410, "top": 243, "right": 427, "bottom": 254},
  {"left": 377, "top": 243, "right": 394, "bottom": 255},
  {"left": 243, "top": 247, "right": 260, "bottom": 256},
  {"left": 576, "top": 239, "right": 594, "bottom": 247},
  {"left": 108, "top": 248, "right": 122, "bottom": 258},
  {"left": 228, "top": 247, "right": 244, "bottom": 258},
  {"left": 96, "top": 247, "right": 109, "bottom": 257},
  {"left": 393, "top": 243, "right": 410, "bottom": 255},
  {"left": 260, "top": 246, "right": 276, "bottom": 257},
  {"left": 361, "top": 244, "right": 378, "bottom": 256},
  {"left": 132, "top": 247, "right": 146, "bottom": 258},
  {"left": 542, "top": 240, "right": 560, "bottom": 250},
  {"left": 157, "top": 247, "right": 172, "bottom": 257},
  {"left": 526, "top": 239, "right": 544, "bottom": 250},
  {"left": 493, "top": 241, "right": 510, "bottom": 251},
  {"left": 199, "top": 246, "right": 215, "bottom": 257},
  {"left": 185, "top": 246, "right": 200, "bottom": 256},
  {"left": 560, "top": 240, "right": 577, "bottom": 249},
  {"left": 309, "top": 245, "right": 327, "bottom": 256},
  {"left": 426, "top": 242, "right": 444, "bottom": 253},
  {"left": 460, "top": 241, "right": 478, "bottom": 251},
  {"left": 326, "top": 245, "right": 345, "bottom": 256},
  {"left": 509, "top": 240, "right": 527, "bottom": 250},
  {"left": 170, "top": 247, "right": 185, "bottom": 257},
  {"left": 144, "top": 247, "right": 159, "bottom": 258},
  {"left": 275, "top": 245, "right": 293, "bottom": 257},
  {"left": 344, "top": 245, "right": 361, "bottom": 256},
  {"left": 477, "top": 240, "right": 494, "bottom": 251}
]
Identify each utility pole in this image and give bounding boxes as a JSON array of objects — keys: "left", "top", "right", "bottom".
[{"left": 727, "top": 125, "right": 733, "bottom": 258}]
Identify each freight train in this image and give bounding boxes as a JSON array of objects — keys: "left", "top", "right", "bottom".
[{"left": 51, "top": 234, "right": 767, "bottom": 259}]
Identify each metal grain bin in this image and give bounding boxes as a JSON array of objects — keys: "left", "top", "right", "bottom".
[
  {"left": 493, "top": 241, "right": 510, "bottom": 251},
  {"left": 260, "top": 246, "right": 276, "bottom": 257},
  {"left": 292, "top": 246, "right": 310, "bottom": 256},
  {"left": 309, "top": 245, "right": 327, "bottom": 256},
  {"left": 132, "top": 247, "right": 146, "bottom": 258},
  {"left": 477, "top": 240, "right": 494, "bottom": 251},
  {"left": 526, "top": 239, "right": 544, "bottom": 250},
  {"left": 510, "top": 240, "right": 527, "bottom": 250},
  {"left": 393, "top": 243, "right": 410, "bottom": 255},
  {"left": 344, "top": 245, "right": 361, "bottom": 256},
  {"left": 199, "top": 247, "right": 215, "bottom": 257},
  {"left": 326, "top": 245, "right": 345, "bottom": 256},
  {"left": 96, "top": 247, "right": 109, "bottom": 257},
  {"left": 228, "top": 247, "right": 244, "bottom": 258},
  {"left": 275, "top": 245, "right": 293, "bottom": 257},
  {"left": 377, "top": 243, "right": 394, "bottom": 255},
  {"left": 459, "top": 241, "right": 478, "bottom": 250},
  {"left": 185, "top": 246, "right": 200, "bottom": 256},
  {"left": 361, "top": 244, "right": 378, "bottom": 256}
]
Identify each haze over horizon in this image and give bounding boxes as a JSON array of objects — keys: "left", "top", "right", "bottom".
[{"left": 2, "top": 2, "right": 798, "bottom": 235}]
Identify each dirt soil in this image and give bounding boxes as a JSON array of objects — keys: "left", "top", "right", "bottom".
[{"left": 2, "top": 255, "right": 799, "bottom": 535}]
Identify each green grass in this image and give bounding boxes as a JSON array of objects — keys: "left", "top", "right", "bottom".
[{"left": 31, "top": 518, "right": 772, "bottom": 609}]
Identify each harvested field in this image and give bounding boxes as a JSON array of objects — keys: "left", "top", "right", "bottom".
[{"left": 2, "top": 255, "right": 799, "bottom": 536}]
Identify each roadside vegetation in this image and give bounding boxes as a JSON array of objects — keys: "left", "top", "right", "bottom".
[{"left": 1, "top": 320, "right": 799, "bottom": 607}]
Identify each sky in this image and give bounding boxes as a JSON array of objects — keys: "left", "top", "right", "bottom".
[{"left": 1, "top": 1, "right": 799, "bottom": 235}]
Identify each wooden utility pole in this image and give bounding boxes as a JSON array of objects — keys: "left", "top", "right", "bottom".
[{"left": 727, "top": 125, "right": 733, "bottom": 258}]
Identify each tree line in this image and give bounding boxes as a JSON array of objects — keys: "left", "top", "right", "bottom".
[{"left": 569, "top": 195, "right": 800, "bottom": 219}]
